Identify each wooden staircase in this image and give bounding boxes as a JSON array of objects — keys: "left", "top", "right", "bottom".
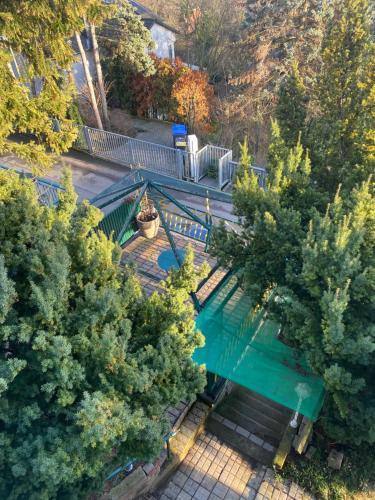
[{"left": 206, "top": 385, "right": 293, "bottom": 465}]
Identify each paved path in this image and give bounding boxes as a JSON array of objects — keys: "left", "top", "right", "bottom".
[
  {"left": 0, "top": 149, "right": 236, "bottom": 221},
  {"left": 153, "top": 432, "right": 313, "bottom": 500}
]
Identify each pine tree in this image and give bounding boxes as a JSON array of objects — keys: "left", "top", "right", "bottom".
[
  {"left": 211, "top": 118, "right": 375, "bottom": 444},
  {"left": 280, "top": 181, "right": 375, "bottom": 444},
  {"left": 0, "top": 171, "right": 206, "bottom": 498},
  {"left": 99, "top": 1, "right": 156, "bottom": 110},
  {"left": 0, "top": 0, "right": 108, "bottom": 173},
  {"left": 311, "top": 0, "right": 375, "bottom": 192},
  {"left": 276, "top": 63, "right": 307, "bottom": 149}
]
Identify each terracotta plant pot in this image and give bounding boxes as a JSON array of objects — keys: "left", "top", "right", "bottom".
[{"left": 136, "top": 211, "right": 160, "bottom": 239}]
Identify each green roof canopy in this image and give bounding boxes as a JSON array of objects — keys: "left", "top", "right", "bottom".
[{"left": 193, "top": 273, "right": 325, "bottom": 421}]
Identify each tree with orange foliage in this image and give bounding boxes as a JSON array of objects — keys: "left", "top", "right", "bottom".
[
  {"left": 130, "top": 56, "right": 185, "bottom": 119},
  {"left": 172, "top": 69, "right": 214, "bottom": 133}
]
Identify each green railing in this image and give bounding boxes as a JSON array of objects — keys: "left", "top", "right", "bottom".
[{"left": 98, "top": 201, "right": 139, "bottom": 246}]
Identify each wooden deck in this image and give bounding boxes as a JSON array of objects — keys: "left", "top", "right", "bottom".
[{"left": 121, "top": 229, "right": 226, "bottom": 304}]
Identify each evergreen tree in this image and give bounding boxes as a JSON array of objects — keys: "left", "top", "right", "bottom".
[
  {"left": 310, "top": 0, "right": 375, "bottom": 192},
  {"left": 276, "top": 63, "right": 307, "bottom": 149},
  {"left": 279, "top": 181, "right": 375, "bottom": 444},
  {"left": 211, "top": 122, "right": 375, "bottom": 444},
  {"left": 100, "top": 0, "right": 155, "bottom": 108},
  {"left": 0, "top": 171, "right": 206, "bottom": 498},
  {"left": 0, "top": 0, "right": 108, "bottom": 173}
]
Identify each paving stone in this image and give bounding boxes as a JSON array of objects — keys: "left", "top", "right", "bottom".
[
  {"left": 212, "top": 482, "right": 229, "bottom": 499},
  {"left": 194, "top": 486, "right": 211, "bottom": 500},
  {"left": 201, "top": 475, "right": 217, "bottom": 492},
  {"left": 288, "top": 483, "right": 299, "bottom": 498},
  {"left": 262, "top": 442, "right": 275, "bottom": 453},
  {"left": 224, "top": 490, "right": 240, "bottom": 500},
  {"left": 258, "top": 482, "right": 268, "bottom": 496},
  {"left": 174, "top": 472, "right": 189, "bottom": 488},
  {"left": 156, "top": 431, "right": 313, "bottom": 500},
  {"left": 236, "top": 426, "right": 250, "bottom": 438},
  {"left": 190, "top": 469, "right": 205, "bottom": 484},
  {"left": 327, "top": 449, "right": 344, "bottom": 470},
  {"left": 249, "top": 435, "right": 264, "bottom": 447},
  {"left": 143, "top": 462, "right": 155, "bottom": 475},
  {"left": 247, "top": 487, "right": 258, "bottom": 500},
  {"left": 177, "top": 492, "right": 193, "bottom": 500},
  {"left": 223, "top": 419, "right": 236, "bottom": 430},
  {"left": 265, "top": 484, "right": 274, "bottom": 497},
  {"left": 183, "top": 478, "right": 200, "bottom": 496},
  {"left": 164, "top": 481, "right": 182, "bottom": 499}
]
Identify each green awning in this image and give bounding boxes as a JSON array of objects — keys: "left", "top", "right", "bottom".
[{"left": 193, "top": 274, "right": 325, "bottom": 421}]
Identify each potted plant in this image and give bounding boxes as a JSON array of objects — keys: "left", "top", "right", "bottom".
[{"left": 136, "top": 192, "right": 160, "bottom": 239}]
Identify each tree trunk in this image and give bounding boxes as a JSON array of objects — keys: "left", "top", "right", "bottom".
[
  {"left": 74, "top": 31, "right": 103, "bottom": 130},
  {"left": 89, "top": 23, "right": 110, "bottom": 129}
]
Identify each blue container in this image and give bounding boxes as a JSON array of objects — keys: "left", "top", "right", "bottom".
[{"left": 172, "top": 123, "right": 187, "bottom": 136}]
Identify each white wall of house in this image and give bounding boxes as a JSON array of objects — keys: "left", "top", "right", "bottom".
[
  {"left": 150, "top": 24, "right": 176, "bottom": 60},
  {"left": 71, "top": 22, "right": 176, "bottom": 94}
]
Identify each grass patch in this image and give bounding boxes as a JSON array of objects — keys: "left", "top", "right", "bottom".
[{"left": 278, "top": 441, "right": 375, "bottom": 499}]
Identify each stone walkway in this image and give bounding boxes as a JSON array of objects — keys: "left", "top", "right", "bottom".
[{"left": 153, "top": 432, "right": 314, "bottom": 500}]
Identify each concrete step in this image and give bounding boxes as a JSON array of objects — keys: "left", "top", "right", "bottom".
[
  {"left": 206, "top": 413, "right": 276, "bottom": 466},
  {"left": 217, "top": 401, "right": 285, "bottom": 444}
]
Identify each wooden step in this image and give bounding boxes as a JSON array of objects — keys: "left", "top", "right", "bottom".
[
  {"left": 217, "top": 401, "right": 285, "bottom": 444},
  {"left": 224, "top": 392, "right": 291, "bottom": 429},
  {"left": 206, "top": 413, "right": 276, "bottom": 466},
  {"left": 233, "top": 387, "right": 293, "bottom": 423}
]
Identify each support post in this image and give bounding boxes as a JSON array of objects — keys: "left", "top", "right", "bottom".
[
  {"left": 82, "top": 126, "right": 93, "bottom": 154},
  {"left": 176, "top": 150, "right": 184, "bottom": 179},
  {"left": 117, "top": 182, "right": 148, "bottom": 243}
]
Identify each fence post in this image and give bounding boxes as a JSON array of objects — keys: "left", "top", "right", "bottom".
[
  {"left": 82, "top": 126, "right": 93, "bottom": 154},
  {"left": 192, "top": 152, "right": 199, "bottom": 183},
  {"left": 218, "top": 157, "right": 223, "bottom": 189},
  {"left": 176, "top": 150, "right": 184, "bottom": 179}
]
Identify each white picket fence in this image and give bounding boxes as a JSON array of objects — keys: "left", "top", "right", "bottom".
[{"left": 76, "top": 125, "right": 266, "bottom": 190}]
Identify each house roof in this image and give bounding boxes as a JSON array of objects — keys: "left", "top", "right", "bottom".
[{"left": 128, "top": 0, "right": 179, "bottom": 34}]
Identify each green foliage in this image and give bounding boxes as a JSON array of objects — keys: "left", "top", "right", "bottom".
[
  {"left": 100, "top": 0, "right": 155, "bottom": 75},
  {"left": 235, "top": 137, "right": 253, "bottom": 180},
  {"left": 276, "top": 63, "right": 307, "bottom": 149},
  {"left": 99, "top": 0, "right": 155, "bottom": 109},
  {"left": 207, "top": 160, "right": 219, "bottom": 179},
  {"left": 211, "top": 117, "right": 375, "bottom": 444},
  {"left": 309, "top": 0, "right": 375, "bottom": 193},
  {"left": 280, "top": 442, "right": 375, "bottom": 500},
  {"left": 0, "top": 0, "right": 110, "bottom": 173},
  {"left": 0, "top": 171, "right": 206, "bottom": 499}
]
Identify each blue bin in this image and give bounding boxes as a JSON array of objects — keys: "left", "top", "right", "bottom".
[
  {"left": 172, "top": 123, "right": 188, "bottom": 136},
  {"left": 172, "top": 123, "right": 188, "bottom": 149}
]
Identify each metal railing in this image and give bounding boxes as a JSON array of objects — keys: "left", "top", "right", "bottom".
[
  {"left": 218, "top": 150, "right": 233, "bottom": 189},
  {"left": 0, "top": 165, "right": 63, "bottom": 206},
  {"left": 195, "top": 144, "right": 231, "bottom": 183},
  {"left": 77, "top": 125, "right": 195, "bottom": 180},
  {"left": 74, "top": 125, "right": 267, "bottom": 191},
  {"left": 228, "top": 161, "right": 267, "bottom": 189},
  {"left": 162, "top": 209, "right": 208, "bottom": 243}
]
